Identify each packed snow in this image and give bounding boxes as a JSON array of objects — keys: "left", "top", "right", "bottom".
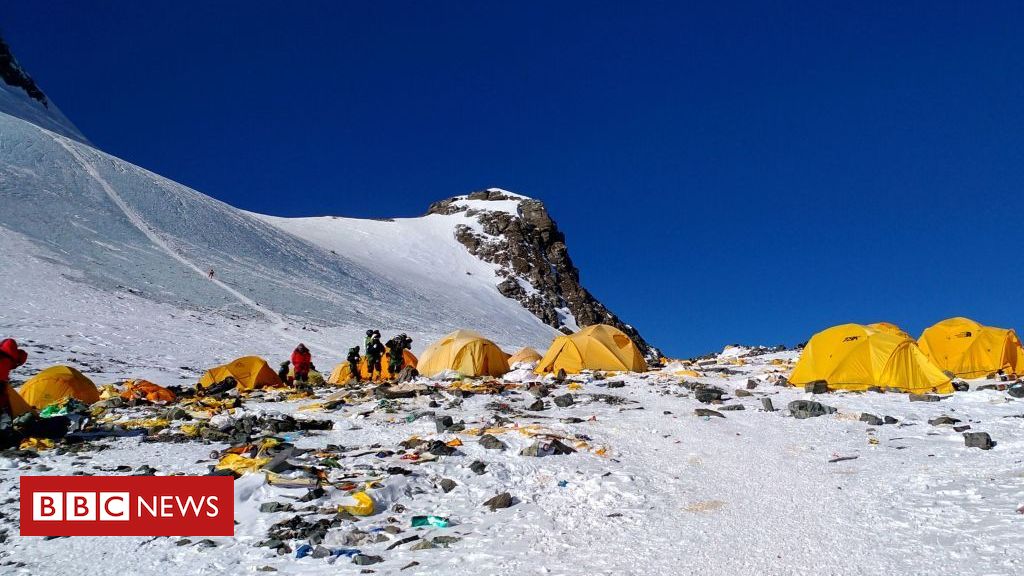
[{"left": 2, "top": 345, "right": 1023, "bottom": 575}]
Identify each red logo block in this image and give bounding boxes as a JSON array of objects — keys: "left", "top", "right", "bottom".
[{"left": 21, "top": 476, "right": 234, "bottom": 536}]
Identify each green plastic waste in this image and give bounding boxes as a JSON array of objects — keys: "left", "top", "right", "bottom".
[{"left": 411, "top": 515, "right": 450, "bottom": 528}]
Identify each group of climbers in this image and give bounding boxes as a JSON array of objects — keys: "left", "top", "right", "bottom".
[{"left": 280, "top": 332, "right": 413, "bottom": 386}]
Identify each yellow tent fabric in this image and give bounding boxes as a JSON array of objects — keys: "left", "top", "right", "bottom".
[
  {"left": 918, "top": 317, "right": 1024, "bottom": 379},
  {"left": 327, "top": 349, "right": 418, "bottom": 384},
  {"left": 417, "top": 330, "right": 509, "bottom": 378},
  {"left": 868, "top": 322, "right": 911, "bottom": 340},
  {"left": 198, "top": 356, "right": 283, "bottom": 391},
  {"left": 4, "top": 384, "right": 32, "bottom": 417},
  {"left": 508, "top": 347, "right": 543, "bottom": 366},
  {"left": 536, "top": 324, "right": 648, "bottom": 374},
  {"left": 18, "top": 366, "right": 101, "bottom": 409},
  {"left": 789, "top": 324, "right": 952, "bottom": 393}
]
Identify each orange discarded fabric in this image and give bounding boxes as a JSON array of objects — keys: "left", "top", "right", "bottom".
[{"left": 121, "top": 379, "right": 176, "bottom": 403}]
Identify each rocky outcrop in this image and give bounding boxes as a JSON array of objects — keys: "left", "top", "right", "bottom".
[
  {"left": 0, "top": 36, "right": 48, "bottom": 107},
  {"left": 427, "top": 188, "right": 658, "bottom": 357}
]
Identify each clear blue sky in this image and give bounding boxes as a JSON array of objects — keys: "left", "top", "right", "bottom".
[{"left": 5, "top": 2, "right": 1024, "bottom": 357}]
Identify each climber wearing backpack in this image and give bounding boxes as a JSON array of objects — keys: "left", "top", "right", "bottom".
[
  {"left": 347, "top": 346, "right": 361, "bottom": 383},
  {"left": 291, "top": 344, "right": 312, "bottom": 383},
  {"left": 387, "top": 333, "right": 413, "bottom": 376},
  {"left": 365, "top": 333, "right": 385, "bottom": 381}
]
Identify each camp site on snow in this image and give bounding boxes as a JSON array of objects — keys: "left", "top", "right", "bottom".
[{"left": 3, "top": 6, "right": 1024, "bottom": 576}]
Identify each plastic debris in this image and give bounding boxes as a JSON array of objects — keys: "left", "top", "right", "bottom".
[{"left": 411, "top": 515, "right": 450, "bottom": 528}]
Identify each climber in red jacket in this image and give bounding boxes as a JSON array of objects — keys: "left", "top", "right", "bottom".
[
  {"left": 0, "top": 338, "right": 28, "bottom": 417},
  {"left": 290, "top": 343, "right": 312, "bottom": 383}
]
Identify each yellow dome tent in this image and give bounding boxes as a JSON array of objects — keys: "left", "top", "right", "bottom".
[
  {"left": 508, "top": 347, "right": 543, "bottom": 366},
  {"left": 868, "top": 322, "right": 911, "bottom": 340},
  {"left": 789, "top": 323, "right": 952, "bottom": 394},
  {"left": 198, "top": 356, "right": 283, "bottom": 391},
  {"left": 4, "top": 384, "right": 33, "bottom": 417},
  {"left": 327, "top": 349, "right": 418, "bottom": 384},
  {"left": 417, "top": 330, "right": 509, "bottom": 378},
  {"left": 536, "top": 324, "right": 648, "bottom": 374},
  {"left": 918, "top": 317, "right": 1024, "bottom": 379},
  {"left": 19, "top": 365, "right": 101, "bottom": 409}
]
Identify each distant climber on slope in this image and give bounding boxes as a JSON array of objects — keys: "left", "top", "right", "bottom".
[
  {"left": 347, "top": 346, "right": 361, "bottom": 383},
  {"left": 0, "top": 339, "right": 28, "bottom": 418},
  {"left": 291, "top": 344, "right": 312, "bottom": 383},
  {"left": 208, "top": 268, "right": 215, "bottom": 279},
  {"left": 365, "top": 333, "right": 385, "bottom": 381}
]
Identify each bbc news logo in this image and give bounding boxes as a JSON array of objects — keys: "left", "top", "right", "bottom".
[{"left": 21, "top": 476, "right": 234, "bottom": 536}]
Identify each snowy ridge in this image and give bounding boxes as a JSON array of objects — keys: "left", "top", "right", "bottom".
[{"left": 0, "top": 36, "right": 87, "bottom": 143}]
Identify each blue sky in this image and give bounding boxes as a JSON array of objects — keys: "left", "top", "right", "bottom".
[{"left": 5, "top": 2, "right": 1024, "bottom": 357}]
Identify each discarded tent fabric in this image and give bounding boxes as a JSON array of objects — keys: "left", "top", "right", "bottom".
[
  {"left": 417, "top": 330, "right": 509, "bottom": 378},
  {"left": 918, "top": 317, "right": 1024, "bottom": 378},
  {"left": 121, "top": 379, "right": 176, "bottom": 403},
  {"left": 198, "top": 356, "right": 283, "bottom": 391},
  {"left": 18, "top": 366, "right": 100, "bottom": 409},
  {"left": 789, "top": 323, "right": 952, "bottom": 394},
  {"left": 536, "top": 324, "right": 648, "bottom": 374}
]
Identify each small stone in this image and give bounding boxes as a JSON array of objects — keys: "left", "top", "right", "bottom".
[
  {"left": 432, "top": 535, "right": 461, "bottom": 546},
  {"left": 694, "top": 386, "right": 725, "bottom": 404},
  {"left": 401, "top": 562, "right": 420, "bottom": 571},
  {"left": 953, "top": 425, "right": 971, "bottom": 432},
  {"left": 479, "top": 434, "right": 506, "bottom": 450},
  {"left": 928, "top": 415, "right": 961, "bottom": 426},
  {"left": 1008, "top": 384, "right": 1024, "bottom": 398},
  {"left": 311, "top": 545, "right": 331, "bottom": 558},
  {"left": 175, "top": 538, "right": 192, "bottom": 546},
  {"left": 526, "top": 399, "right": 545, "bottom": 411},
  {"left": 963, "top": 432, "right": 994, "bottom": 450},
  {"left": 734, "top": 389, "right": 752, "bottom": 397},
  {"left": 788, "top": 400, "right": 836, "bottom": 419},
  {"left": 859, "top": 413, "right": 883, "bottom": 426},
  {"left": 469, "top": 460, "right": 487, "bottom": 475},
  {"left": 410, "top": 540, "right": 436, "bottom": 550},
  {"left": 883, "top": 416, "right": 898, "bottom": 424},
  {"left": 761, "top": 398, "right": 776, "bottom": 412},
  {"left": 719, "top": 404, "right": 745, "bottom": 411},
  {"left": 483, "top": 492, "right": 513, "bottom": 511},
  {"left": 196, "top": 539, "right": 217, "bottom": 548},
  {"left": 909, "top": 394, "right": 941, "bottom": 402},
  {"left": 439, "top": 478, "right": 457, "bottom": 493},
  {"left": 553, "top": 394, "right": 575, "bottom": 407},
  {"left": 694, "top": 408, "right": 725, "bottom": 418},
  {"left": 606, "top": 381, "right": 625, "bottom": 389},
  {"left": 952, "top": 381, "right": 971, "bottom": 392},
  {"left": 804, "top": 381, "right": 828, "bottom": 394},
  {"left": 257, "top": 566, "right": 277, "bottom": 572},
  {"left": 746, "top": 379, "right": 759, "bottom": 390},
  {"left": 352, "top": 554, "right": 384, "bottom": 566},
  {"left": 867, "top": 386, "right": 884, "bottom": 393},
  {"left": 435, "top": 416, "right": 454, "bottom": 433}
]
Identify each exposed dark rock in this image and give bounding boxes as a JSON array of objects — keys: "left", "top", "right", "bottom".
[
  {"left": 963, "top": 432, "right": 994, "bottom": 450},
  {"left": 427, "top": 190, "right": 657, "bottom": 357},
  {"left": 859, "top": 413, "right": 884, "bottom": 426},
  {"left": 804, "top": 381, "right": 828, "bottom": 394},
  {"left": 553, "top": 394, "right": 575, "bottom": 407},
  {"left": 909, "top": 394, "right": 942, "bottom": 402},
  {"left": 788, "top": 400, "right": 836, "bottom": 419},
  {"left": 0, "top": 37, "right": 48, "bottom": 106},
  {"left": 483, "top": 492, "right": 514, "bottom": 510},
  {"left": 439, "top": 478, "right": 457, "bottom": 493},
  {"left": 928, "top": 415, "right": 961, "bottom": 426},
  {"left": 694, "top": 408, "right": 725, "bottom": 418},
  {"left": 479, "top": 434, "right": 506, "bottom": 450}
]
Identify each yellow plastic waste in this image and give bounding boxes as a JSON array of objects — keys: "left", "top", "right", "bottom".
[
  {"left": 445, "top": 438, "right": 463, "bottom": 447},
  {"left": 98, "top": 384, "right": 121, "bottom": 400},
  {"left": 675, "top": 370, "right": 700, "bottom": 378},
  {"left": 20, "top": 437, "right": 55, "bottom": 451},
  {"left": 215, "top": 453, "right": 271, "bottom": 474},
  {"left": 340, "top": 491, "right": 374, "bottom": 516},
  {"left": 118, "top": 418, "right": 170, "bottom": 431},
  {"left": 567, "top": 382, "right": 583, "bottom": 391},
  {"left": 180, "top": 423, "right": 203, "bottom": 437}
]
